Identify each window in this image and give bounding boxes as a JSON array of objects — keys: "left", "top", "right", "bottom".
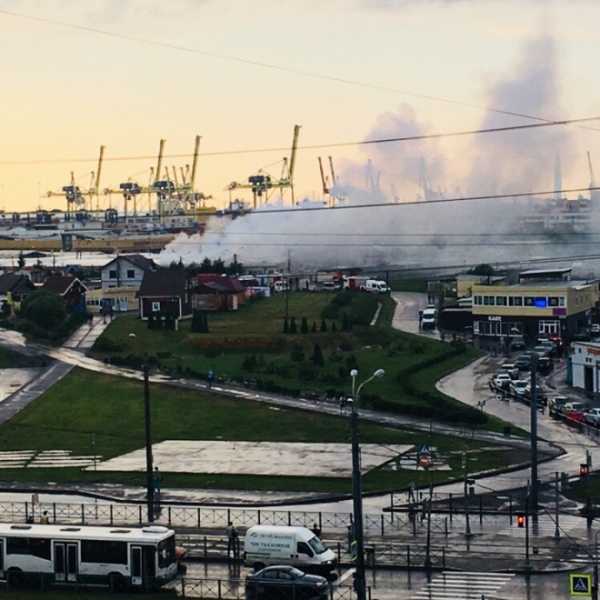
[
  {"left": 152, "top": 302, "right": 161, "bottom": 312},
  {"left": 548, "top": 297, "right": 559, "bottom": 307},
  {"left": 524, "top": 297, "right": 535, "bottom": 307},
  {"left": 7, "top": 537, "right": 51, "bottom": 560},
  {"left": 158, "top": 536, "right": 176, "bottom": 568},
  {"left": 509, "top": 296, "right": 523, "bottom": 307},
  {"left": 495, "top": 296, "right": 507, "bottom": 306},
  {"left": 308, "top": 536, "right": 326, "bottom": 555},
  {"left": 539, "top": 320, "right": 560, "bottom": 336},
  {"left": 474, "top": 296, "right": 482, "bottom": 305},
  {"left": 534, "top": 297, "right": 548, "bottom": 308},
  {"left": 109, "top": 270, "right": 117, "bottom": 279},
  {"left": 559, "top": 297, "right": 565, "bottom": 307},
  {"left": 483, "top": 296, "right": 495, "bottom": 306},
  {"left": 473, "top": 321, "right": 480, "bottom": 334},
  {"left": 81, "top": 540, "right": 127, "bottom": 565},
  {"left": 297, "top": 542, "right": 313, "bottom": 557},
  {"left": 127, "top": 269, "right": 135, "bottom": 279}
]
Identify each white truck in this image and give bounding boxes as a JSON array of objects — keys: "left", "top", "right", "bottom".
[
  {"left": 421, "top": 307, "right": 437, "bottom": 330},
  {"left": 361, "top": 279, "right": 390, "bottom": 294},
  {"left": 243, "top": 525, "right": 336, "bottom": 574}
]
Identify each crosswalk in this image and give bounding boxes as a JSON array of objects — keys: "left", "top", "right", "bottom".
[{"left": 412, "top": 571, "right": 514, "bottom": 599}]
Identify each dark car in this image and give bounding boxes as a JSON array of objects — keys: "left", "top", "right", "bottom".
[{"left": 245, "top": 566, "right": 329, "bottom": 600}]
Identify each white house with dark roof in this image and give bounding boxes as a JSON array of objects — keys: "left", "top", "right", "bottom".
[{"left": 100, "top": 254, "right": 156, "bottom": 290}]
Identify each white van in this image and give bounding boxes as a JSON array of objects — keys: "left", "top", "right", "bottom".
[
  {"left": 243, "top": 526, "right": 336, "bottom": 574},
  {"left": 421, "top": 307, "right": 437, "bottom": 330},
  {"left": 361, "top": 279, "right": 390, "bottom": 294}
]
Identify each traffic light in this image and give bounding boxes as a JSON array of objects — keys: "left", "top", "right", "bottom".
[
  {"left": 516, "top": 513, "right": 526, "bottom": 528},
  {"left": 580, "top": 464, "right": 590, "bottom": 478}
]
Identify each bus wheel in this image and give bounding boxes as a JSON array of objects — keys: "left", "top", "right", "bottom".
[
  {"left": 7, "top": 568, "right": 24, "bottom": 588},
  {"left": 109, "top": 573, "right": 126, "bottom": 593}
]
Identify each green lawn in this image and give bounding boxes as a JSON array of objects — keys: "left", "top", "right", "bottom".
[
  {"left": 93, "top": 291, "right": 507, "bottom": 433},
  {"left": 0, "top": 369, "right": 524, "bottom": 493}
]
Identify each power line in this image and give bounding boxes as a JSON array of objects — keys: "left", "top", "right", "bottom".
[
  {"left": 1, "top": 116, "right": 598, "bottom": 166},
  {"left": 2, "top": 7, "right": 598, "bottom": 133},
  {"left": 225, "top": 185, "right": 600, "bottom": 215}
]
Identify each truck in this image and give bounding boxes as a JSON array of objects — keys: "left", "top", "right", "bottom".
[
  {"left": 360, "top": 279, "right": 390, "bottom": 294},
  {"left": 243, "top": 526, "right": 337, "bottom": 575}
]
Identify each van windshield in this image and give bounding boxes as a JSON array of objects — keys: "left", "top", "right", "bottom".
[{"left": 308, "top": 536, "right": 326, "bottom": 555}]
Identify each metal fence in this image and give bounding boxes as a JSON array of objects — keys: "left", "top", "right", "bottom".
[{"left": 179, "top": 577, "right": 359, "bottom": 600}]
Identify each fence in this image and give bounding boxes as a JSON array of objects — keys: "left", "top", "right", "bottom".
[{"left": 179, "top": 577, "right": 360, "bottom": 600}]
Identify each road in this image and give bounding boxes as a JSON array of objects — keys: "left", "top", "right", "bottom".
[{"left": 391, "top": 291, "right": 440, "bottom": 340}]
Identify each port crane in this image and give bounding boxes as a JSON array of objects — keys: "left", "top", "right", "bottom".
[
  {"left": 226, "top": 125, "right": 301, "bottom": 208},
  {"left": 47, "top": 145, "right": 105, "bottom": 217}
]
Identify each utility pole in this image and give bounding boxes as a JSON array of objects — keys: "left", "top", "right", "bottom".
[
  {"left": 285, "top": 250, "right": 291, "bottom": 322},
  {"left": 554, "top": 471, "right": 560, "bottom": 540},
  {"left": 524, "top": 492, "right": 530, "bottom": 569},
  {"left": 530, "top": 354, "right": 539, "bottom": 525},
  {"left": 463, "top": 451, "right": 472, "bottom": 537},
  {"left": 143, "top": 365, "right": 155, "bottom": 522},
  {"left": 350, "top": 397, "right": 366, "bottom": 600}
]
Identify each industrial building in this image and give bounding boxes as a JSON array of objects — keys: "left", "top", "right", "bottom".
[
  {"left": 571, "top": 342, "right": 600, "bottom": 395},
  {"left": 471, "top": 268, "right": 598, "bottom": 343}
]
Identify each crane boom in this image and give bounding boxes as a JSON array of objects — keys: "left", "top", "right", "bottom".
[
  {"left": 155, "top": 139, "right": 166, "bottom": 184},
  {"left": 588, "top": 151, "right": 596, "bottom": 187},
  {"left": 318, "top": 157, "right": 329, "bottom": 195},
  {"left": 328, "top": 156, "right": 337, "bottom": 186},
  {"left": 94, "top": 145, "right": 105, "bottom": 194},
  {"left": 190, "top": 135, "right": 201, "bottom": 193}
]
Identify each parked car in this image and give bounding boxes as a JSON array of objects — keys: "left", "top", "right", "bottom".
[
  {"left": 510, "top": 335, "right": 526, "bottom": 350},
  {"left": 549, "top": 396, "right": 569, "bottom": 419},
  {"left": 245, "top": 566, "right": 329, "bottom": 600},
  {"left": 537, "top": 356, "right": 553, "bottom": 375},
  {"left": 510, "top": 379, "right": 529, "bottom": 399},
  {"left": 492, "top": 373, "right": 512, "bottom": 390},
  {"left": 532, "top": 345, "right": 551, "bottom": 359},
  {"left": 500, "top": 363, "right": 519, "bottom": 380},
  {"left": 361, "top": 279, "right": 390, "bottom": 294},
  {"left": 563, "top": 401, "right": 589, "bottom": 423},
  {"left": 585, "top": 408, "right": 600, "bottom": 427},
  {"left": 515, "top": 354, "right": 532, "bottom": 371}
]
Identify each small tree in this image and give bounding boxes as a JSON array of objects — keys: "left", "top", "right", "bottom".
[
  {"left": 311, "top": 321, "right": 317, "bottom": 333},
  {"left": 342, "top": 313, "right": 350, "bottom": 331},
  {"left": 283, "top": 318, "right": 289, "bottom": 334},
  {"left": 300, "top": 317, "right": 309, "bottom": 334},
  {"left": 290, "top": 317, "right": 297, "bottom": 334},
  {"left": 320, "top": 319, "right": 328, "bottom": 333},
  {"left": 311, "top": 343, "right": 324, "bottom": 367},
  {"left": 331, "top": 321, "right": 337, "bottom": 332},
  {"left": 191, "top": 310, "right": 203, "bottom": 332}
]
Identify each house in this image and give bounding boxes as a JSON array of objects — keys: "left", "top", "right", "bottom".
[
  {"left": 101, "top": 254, "right": 156, "bottom": 289},
  {"left": 98, "top": 254, "right": 157, "bottom": 312},
  {"left": 190, "top": 274, "right": 246, "bottom": 311},
  {"left": 42, "top": 275, "right": 87, "bottom": 311},
  {"left": 138, "top": 269, "right": 191, "bottom": 328},
  {"left": 0, "top": 273, "right": 35, "bottom": 314}
]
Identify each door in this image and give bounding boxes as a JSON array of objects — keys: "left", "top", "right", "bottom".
[
  {"left": 54, "top": 542, "right": 78, "bottom": 583},
  {"left": 0, "top": 539, "right": 4, "bottom": 579},
  {"left": 130, "top": 546, "right": 142, "bottom": 587},
  {"left": 585, "top": 366, "right": 594, "bottom": 393}
]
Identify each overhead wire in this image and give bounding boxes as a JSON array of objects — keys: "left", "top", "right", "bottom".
[
  {"left": 2, "top": 7, "right": 599, "bottom": 133},
  {"left": 0, "top": 116, "right": 598, "bottom": 166}
]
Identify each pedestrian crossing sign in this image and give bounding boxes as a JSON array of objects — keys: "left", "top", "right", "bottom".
[{"left": 569, "top": 573, "right": 592, "bottom": 597}]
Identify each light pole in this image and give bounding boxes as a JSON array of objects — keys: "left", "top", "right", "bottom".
[
  {"left": 130, "top": 333, "right": 155, "bottom": 522},
  {"left": 350, "top": 368, "right": 385, "bottom": 600}
]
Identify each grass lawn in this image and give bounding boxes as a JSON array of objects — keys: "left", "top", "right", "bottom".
[
  {"left": 0, "top": 369, "right": 525, "bottom": 493},
  {"left": 93, "top": 292, "right": 510, "bottom": 433}
]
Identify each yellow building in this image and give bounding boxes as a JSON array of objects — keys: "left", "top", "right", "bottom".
[
  {"left": 472, "top": 268, "right": 598, "bottom": 341},
  {"left": 85, "top": 286, "right": 139, "bottom": 314}
]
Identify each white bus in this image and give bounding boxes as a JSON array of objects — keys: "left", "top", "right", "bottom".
[{"left": 0, "top": 523, "right": 178, "bottom": 591}]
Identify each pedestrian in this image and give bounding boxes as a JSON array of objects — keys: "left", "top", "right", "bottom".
[
  {"left": 311, "top": 522, "right": 321, "bottom": 538},
  {"left": 207, "top": 370, "right": 214, "bottom": 390},
  {"left": 40, "top": 511, "right": 49, "bottom": 524},
  {"left": 226, "top": 521, "right": 235, "bottom": 559},
  {"left": 232, "top": 525, "right": 240, "bottom": 559}
]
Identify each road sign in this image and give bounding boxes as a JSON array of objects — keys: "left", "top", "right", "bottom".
[{"left": 569, "top": 573, "right": 592, "bottom": 598}]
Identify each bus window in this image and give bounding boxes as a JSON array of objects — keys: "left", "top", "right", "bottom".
[{"left": 158, "top": 536, "right": 175, "bottom": 568}]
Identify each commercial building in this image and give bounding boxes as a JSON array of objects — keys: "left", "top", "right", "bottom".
[
  {"left": 472, "top": 268, "right": 598, "bottom": 342},
  {"left": 571, "top": 342, "right": 600, "bottom": 394}
]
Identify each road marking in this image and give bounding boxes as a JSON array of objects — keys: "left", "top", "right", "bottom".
[{"left": 412, "top": 571, "right": 515, "bottom": 599}]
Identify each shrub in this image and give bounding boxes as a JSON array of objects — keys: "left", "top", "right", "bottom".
[
  {"left": 283, "top": 318, "right": 289, "bottom": 334},
  {"left": 290, "top": 317, "right": 297, "bottom": 334},
  {"left": 311, "top": 321, "right": 317, "bottom": 333},
  {"left": 242, "top": 355, "right": 258, "bottom": 371},
  {"left": 94, "top": 336, "right": 122, "bottom": 353},
  {"left": 311, "top": 343, "right": 324, "bottom": 367},
  {"left": 320, "top": 319, "right": 328, "bottom": 333},
  {"left": 290, "top": 344, "right": 304, "bottom": 362},
  {"left": 300, "top": 317, "right": 309, "bottom": 334}
]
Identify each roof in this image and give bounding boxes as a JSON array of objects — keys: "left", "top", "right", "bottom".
[
  {"left": 138, "top": 268, "right": 187, "bottom": 297},
  {"left": 0, "top": 273, "right": 34, "bottom": 295},
  {"left": 192, "top": 274, "right": 244, "bottom": 294},
  {"left": 519, "top": 267, "right": 572, "bottom": 277},
  {"left": 473, "top": 280, "right": 593, "bottom": 291},
  {"left": 103, "top": 254, "right": 156, "bottom": 272},
  {"left": 42, "top": 275, "right": 86, "bottom": 296},
  {"left": 0, "top": 523, "right": 173, "bottom": 543}
]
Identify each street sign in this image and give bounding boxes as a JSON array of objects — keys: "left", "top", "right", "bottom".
[
  {"left": 417, "top": 445, "right": 432, "bottom": 469},
  {"left": 569, "top": 573, "right": 592, "bottom": 598}
]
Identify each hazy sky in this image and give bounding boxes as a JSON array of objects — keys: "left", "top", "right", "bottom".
[{"left": 0, "top": 0, "right": 599, "bottom": 211}]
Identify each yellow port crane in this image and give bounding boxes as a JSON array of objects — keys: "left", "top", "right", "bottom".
[
  {"left": 226, "top": 125, "right": 301, "bottom": 208},
  {"left": 47, "top": 145, "right": 105, "bottom": 215}
]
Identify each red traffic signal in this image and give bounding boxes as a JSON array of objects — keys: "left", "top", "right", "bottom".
[
  {"left": 580, "top": 464, "right": 590, "bottom": 478},
  {"left": 516, "top": 513, "right": 526, "bottom": 528}
]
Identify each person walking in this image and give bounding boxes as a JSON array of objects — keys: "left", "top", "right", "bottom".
[
  {"left": 232, "top": 525, "right": 240, "bottom": 559},
  {"left": 207, "top": 370, "right": 215, "bottom": 390},
  {"left": 40, "top": 511, "right": 49, "bottom": 524}
]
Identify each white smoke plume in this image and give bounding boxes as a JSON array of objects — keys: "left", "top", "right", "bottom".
[{"left": 160, "top": 34, "right": 585, "bottom": 271}]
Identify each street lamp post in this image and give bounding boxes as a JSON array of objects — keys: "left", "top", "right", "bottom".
[
  {"left": 350, "top": 368, "right": 385, "bottom": 600},
  {"left": 130, "top": 333, "right": 154, "bottom": 522}
]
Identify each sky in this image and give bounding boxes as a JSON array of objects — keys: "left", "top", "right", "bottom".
[{"left": 0, "top": 0, "right": 599, "bottom": 211}]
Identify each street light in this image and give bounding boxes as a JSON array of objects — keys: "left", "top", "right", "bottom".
[
  {"left": 130, "top": 333, "right": 155, "bottom": 523},
  {"left": 349, "top": 368, "right": 385, "bottom": 600}
]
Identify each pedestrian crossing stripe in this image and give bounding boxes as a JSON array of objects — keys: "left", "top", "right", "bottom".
[
  {"left": 412, "top": 571, "right": 514, "bottom": 599},
  {"left": 570, "top": 573, "right": 592, "bottom": 597}
]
